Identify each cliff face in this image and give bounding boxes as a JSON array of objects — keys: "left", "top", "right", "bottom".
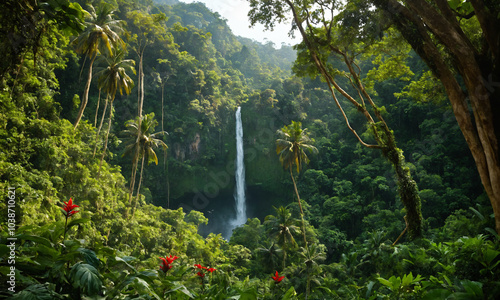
[{"left": 164, "top": 106, "right": 289, "bottom": 227}]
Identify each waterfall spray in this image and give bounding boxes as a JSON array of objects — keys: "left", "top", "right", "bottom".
[{"left": 229, "top": 106, "right": 247, "bottom": 235}]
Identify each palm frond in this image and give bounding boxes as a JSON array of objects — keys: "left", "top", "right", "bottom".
[{"left": 276, "top": 121, "right": 317, "bottom": 174}]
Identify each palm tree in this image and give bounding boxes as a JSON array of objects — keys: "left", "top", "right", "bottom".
[
  {"left": 72, "top": 2, "right": 125, "bottom": 129},
  {"left": 276, "top": 121, "right": 318, "bottom": 246},
  {"left": 299, "top": 244, "right": 326, "bottom": 300},
  {"left": 122, "top": 113, "right": 167, "bottom": 217},
  {"left": 264, "top": 206, "right": 299, "bottom": 269},
  {"left": 95, "top": 49, "right": 135, "bottom": 176},
  {"left": 255, "top": 242, "right": 282, "bottom": 273}
]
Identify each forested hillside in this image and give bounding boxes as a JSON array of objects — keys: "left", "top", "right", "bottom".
[{"left": 1, "top": 0, "right": 499, "bottom": 299}]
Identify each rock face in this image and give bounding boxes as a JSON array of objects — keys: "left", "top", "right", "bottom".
[{"left": 163, "top": 106, "right": 289, "bottom": 235}]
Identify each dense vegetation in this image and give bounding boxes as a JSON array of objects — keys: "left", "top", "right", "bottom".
[{"left": 1, "top": 0, "right": 499, "bottom": 299}]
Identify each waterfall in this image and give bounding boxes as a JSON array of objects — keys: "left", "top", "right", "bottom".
[{"left": 230, "top": 106, "right": 247, "bottom": 234}]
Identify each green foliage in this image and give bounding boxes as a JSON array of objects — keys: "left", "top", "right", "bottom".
[
  {"left": 362, "top": 28, "right": 415, "bottom": 95},
  {"left": 276, "top": 120, "right": 318, "bottom": 174},
  {"left": 376, "top": 272, "right": 423, "bottom": 299},
  {"left": 10, "top": 283, "right": 63, "bottom": 300},
  {"left": 70, "top": 262, "right": 103, "bottom": 296},
  {"left": 2, "top": 0, "right": 498, "bottom": 299}
]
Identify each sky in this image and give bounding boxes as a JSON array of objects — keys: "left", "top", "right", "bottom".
[{"left": 179, "top": 0, "right": 301, "bottom": 48}]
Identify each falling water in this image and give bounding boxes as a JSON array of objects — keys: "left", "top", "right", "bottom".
[{"left": 230, "top": 106, "right": 247, "bottom": 234}]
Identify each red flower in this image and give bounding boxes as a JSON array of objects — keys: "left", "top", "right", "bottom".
[
  {"left": 272, "top": 271, "right": 285, "bottom": 283},
  {"left": 159, "top": 255, "right": 178, "bottom": 273},
  {"left": 196, "top": 271, "right": 205, "bottom": 278},
  {"left": 61, "top": 198, "right": 79, "bottom": 218},
  {"left": 207, "top": 267, "right": 216, "bottom": 273},
  {"left": 194, "top": 264, "right": 207, "bottom": 270},
  {"left": 165, "top": 255, "right": 178, "bottom": 264},
  {"left": 160, "top": 262, "right": 172, "bottom": 272}
]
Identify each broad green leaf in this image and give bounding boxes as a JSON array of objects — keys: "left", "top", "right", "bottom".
[
  {"left": 70, "top": 262, "right": 102, "bottom": 296},
  {"left": 448, "top": 0, "right": 462, "bottom": 10},
  {"left": 451, "top": 292, "right": 481, "bottom": 300},
  {"left": 32, "top": 244, "right": 60, "bottom": 258},
  {"left": 389, "top": 276, "right": 402, "bottom": 288},
  {"left": 166, "top": 283, "right": 194, "bottom": 298},
  {"left": 469, "top": 207, "right": 485, "bottom": 220},
  {"left": 11, "top": 283, "right": 62, "bottom": 300},
  {"left": 402, "top": 272, "right": 413, "bottom": 286},
  {"left": 482, "top": 248, "right": 500, "bottom": 265},
  {"left": 365, "top": 281, "right": 376, "bottom": 298},
  {"left": 461, "top": 280, "right": 483, "bottom": 298},
  {"left": 377, "top": 277, "right": 393, "bottom": 288},
  {"left": 129, "top": 277, "right": 161, "bottom": 300},
  {"left": 114, "top": 255, "right": 137, "bottom": 271},
  {"left": 16, "top": 234, "right": 53, "bottom": 248},
  {"left": 77, "top": 248, "right": 100, "bottom": 268},
  {"left": 67, "top": 218, "right": 91, "bottom": 229},
  {"left": 238, "top": 287, "right": 258, "bottom": 300},
  {"left": 282, "top": 286, "right": 297, "bottom": 300},
  {"left": 421, "top": 289, "right": 452, "bottom": 300}
]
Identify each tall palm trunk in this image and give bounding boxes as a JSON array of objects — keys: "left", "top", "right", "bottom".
[
  {"left": 129, "top": 49, "right": 145, "bottom": 205},
  {"left": 161, "top": 81, "right": 165, "bottom": 132},
  {"left": 290, "top": 167, "right": 308, "bottom": 247},
  {"left": 129, "top": 47, "right": 146, "bottom": 215},
  {"left": 306, "top": 269, "right": 311, "bottom": 300},
  {"left": 93, "top": 95, "right": 109, "bottom": 157},
  {"left": 137, "top": 48, "right": 145, "bottom": 118},
  {"left": 94, "top": 88, "right": 101, "bottom": 127},
  {"left": 74, "top": 54, "right": 97, "bottom": 129},
  {"left": 128, "top": 144, "right": 140, "bottom": 205},
  {"left": 132, "top": 154, "right": 145, "bottom": 218},
  {"left": 97, "top": 101, "right": 113, "bottom": 178},
  {"left": 164, "top": 150, "right": 170, "bottom": 208},
  {"left": 282, "top": 246, "right": 287, "bottom": 270}
]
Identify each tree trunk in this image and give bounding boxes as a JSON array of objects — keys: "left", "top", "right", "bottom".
[
  {"left": 383, "top": 141, "right": 422, "bottom": 239},
  {"left": 284, "top": 0, "right": 422, "bottom": 238},
  {"left": 164, "top": 150, "right": 170, "bottom": 208},
  {"left": 290, "top": 167, "right": 308, "bottom": 247},
  {"left": 130, "top": 49, "right": 146, "bottom": 205},
  {"left": 282, "top": 247, "right": 287, "bottom": 270},
  {"left": 407, "top": 0, "right": 500, "bottom": 235},
  {"left": 94, "top": 88, "right": 101, "bottom": 128},
  {"left": 138, "top": 48, "right": 145, "bottom": 118},
  {"left": 132, "top": 155, "right": 145, "bottom": 219},
  {"left": 74, "top": 54, "right": 97, "bottom": 129},
  {"left": 128, "top": 147, "right": 139, "bottom": 206},
  {"left": 97, "top": 102, "right": 113, "bottom": 178},
  {"left": 97, "top": 96, "right": 109, "bottom": 135},
  {"left": 306, "top": 270, "right": 311, "bottom": 300},
  {"left": 375, "top": 0, "right": 500, "bottom": 234},
  {"left": 161, "top": 83, "right": 164, "bottom": 132},
  {"left": 93, "top": 95, "right": 109, "bottom": 157}
]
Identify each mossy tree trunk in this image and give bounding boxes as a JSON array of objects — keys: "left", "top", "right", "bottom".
[{"left": 280, "top": 0, "right": 423, "bottom": 239}]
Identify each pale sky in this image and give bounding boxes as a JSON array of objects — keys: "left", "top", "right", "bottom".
[{"left": 179, "top": 0, "right": 300, "bottom": 48}]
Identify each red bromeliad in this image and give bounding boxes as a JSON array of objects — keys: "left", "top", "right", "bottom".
[
  {"left": 194, "top": 264, "right": 216, "bottom": 281},
  {"left": 160, "top": 262, "right": 172, "bottom": 272},
  {"left": 61, "top": 198, "right": 79, "bottom": 217},
  {"left": 272, "top": 271, "right": 285, "bottom": 283},
  {"left": 159, "top": 255, "right": 178, "bottom": 273},
  {"left": 194, "top": 264, "right": 207, "bottom": 270},
  {"left": 61, "top": 198, "right": 80, "bottom": 241},
  {"left": 165, "top": 255, "right": 178, "bottom": 264}
]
